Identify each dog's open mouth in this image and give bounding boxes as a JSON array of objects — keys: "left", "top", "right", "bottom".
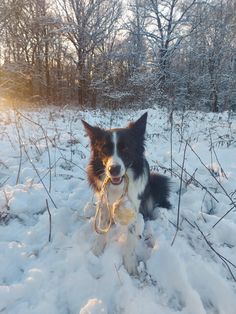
[{"left": 110, "top": 176, "right": 123, "bottom": 185}]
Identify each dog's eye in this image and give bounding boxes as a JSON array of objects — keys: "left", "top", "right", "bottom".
[
  {"left": 102, "top": 143, "right": 112, "bottom": 155},
  {"left": 118, "top": 142, "right": 128, "bottom": 152}
]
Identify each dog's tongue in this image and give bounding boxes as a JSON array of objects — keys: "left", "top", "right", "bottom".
[{"left": 111, "top": 177, "right": 123, "bottom": 185}]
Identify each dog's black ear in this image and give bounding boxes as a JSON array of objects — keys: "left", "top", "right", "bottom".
[
  {"left": 81, "top": 119, "right": 103, "bottom": 141},
  {"left": 128, "top": 112, "right": 148, "bottom": 136},
  {"left": 81, "top": 120, "right": 94, "bottom": 137}
]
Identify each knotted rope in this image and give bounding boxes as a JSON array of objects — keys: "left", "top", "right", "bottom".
[{"left": 94, "top": 174, "right": 136, "bottom": 234}]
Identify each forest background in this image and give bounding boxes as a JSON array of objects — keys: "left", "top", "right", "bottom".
[{"left": 0, "top": 0, "right": 236, "bottom": 112}]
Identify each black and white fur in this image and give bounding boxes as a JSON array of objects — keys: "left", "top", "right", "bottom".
[{"left": 82, "top": 112, "right": 170, "bottom": 274}]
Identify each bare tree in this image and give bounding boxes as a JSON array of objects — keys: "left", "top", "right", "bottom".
[
  {"left": 181, "top": 0, "right": 236, "bottom": 111},
  {"left": 57, "top": 0, "right": 122, "bottom": 105},
  {"left": 0, "top": 0, "right": 235, "bottom": 110},
  {"left": 140, "top": 0, "right": 198, "bottom": 84}
]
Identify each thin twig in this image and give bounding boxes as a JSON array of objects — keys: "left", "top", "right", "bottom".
[
  {"left": 173, "top": 159, "right": 219, "bottom": 203},
  {"left": 14, "top": 112, "right": 23, "bottom": 185},
  {"left": 0, "top": 176, "right": 10, "bottom": 188},
  {"left": 3, "top": 189, "right": 10, "bottom": 210},
  {"left": 46, "top": 199, "right": 52, "bottom": 242},
  {"left": 200, "top": 191, "right": 207, "bottom": 222},
  {"left": 187, "top": 142, "right": 236, "bottom": 226},
  {"left": 194, "top": 222, "right": 236, "bottom": 282},
  {"left": 209, "top": 130, "right": 214, "bottom": 172},
  {"left": 178, "top": 111, "right": 185, "bottom": 153},
  {"left": 15, "top": 110, "right": 52, "bottom": 193},
  {"left": 23, "top": 146, "right": 57, "bottom": 208},
  {"left": 182, "top": 217, "right": 196, "bottom": 229},
  {"left": 69, "top": 115, "right": 74, "bottom": 162},
  {"left": 211, "top": 205, "right": 235, "bottom": 229},
  {"left": 168, "top": 219, "right": 182, "bottom": 230},
  {"left": 0, "top": 160, "right": 9, "bottom": 169},
  {"left": 183, "top": 218, "right": 236, "bottom": 280},
  {"left": 209, "top": 130, "right": 228, "bottom": 179},
  {"left": 185, "top": 167, "right": 198, "bottom": 186},
  {"left": 169, "top": 109, "right": 174, "bottom": 177},
  {"left": 151, "top": 161, "right": 189, "bottom": 184},
  {"left": 212, "top": 146, "right": 228, "bottom": 179},
  {"left": 13, "top": 111, "right": 57, "bottom": 208},
  {"left": 47, "top": 136, "right": 87, "bottom": 174},
  {"left": 114, "top": 264, "right": 123, "bottom": 285},
  {"left": 171, "top": 141, "right": 188, "bottom": 246}
]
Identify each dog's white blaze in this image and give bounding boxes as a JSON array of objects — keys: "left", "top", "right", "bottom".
[
  {"left": 106, "top": 132, "right": 125, "bottom": 177},
  {"left": 105, "top": 132, "right": 126, "bottom": 204}
]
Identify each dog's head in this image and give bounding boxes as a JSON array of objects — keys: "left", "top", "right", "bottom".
[{"left": 82, "top": 112, "right": 147, "bottom": 186}]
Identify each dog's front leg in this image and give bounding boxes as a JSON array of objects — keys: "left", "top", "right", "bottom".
[
  {"left": 123, "top": 229, "right": 139, "bottom": 275},
  {"left": 92, "top": 201, "right": 110, "bottom": 256},
  {"left": 123, "top": 217, "right": 144, "bottom": 275}
]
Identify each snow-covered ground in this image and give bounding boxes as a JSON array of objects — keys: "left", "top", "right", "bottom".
[{"left": 0, "top": 105, "right": 236, "bottom": 314}]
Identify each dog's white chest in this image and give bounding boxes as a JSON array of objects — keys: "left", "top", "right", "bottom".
[
  {"left": 106, "top": 181, "right": 124, "bottom": 204},
  {"left": 104, "top": 171, "right": 148, "bottom": 212},
  {"left": 127, "top": 168, "right": 149, "bottom": 212}
]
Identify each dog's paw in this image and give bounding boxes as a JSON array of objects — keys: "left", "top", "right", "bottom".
[{"left": 123, "top": 251, "right": 138, "bottom": 276}]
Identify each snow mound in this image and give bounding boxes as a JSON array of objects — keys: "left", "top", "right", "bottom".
[{"left": 0, "top": 106, "right": 236, "bottom": 314}]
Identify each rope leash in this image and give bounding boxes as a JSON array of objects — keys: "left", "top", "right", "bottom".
[{"left": 94, "top": 174, "right": 136, "bottom": 234}]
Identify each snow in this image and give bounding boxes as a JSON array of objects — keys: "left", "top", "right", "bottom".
[{"left": 0, "top": 105, "right": 236, "bottom": 314}]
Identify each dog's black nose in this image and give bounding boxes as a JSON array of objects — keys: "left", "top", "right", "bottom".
[{"left": 108, "top": 165, "right": 121, "bottom": 176}]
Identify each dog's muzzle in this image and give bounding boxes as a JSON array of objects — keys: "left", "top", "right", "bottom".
[
  {"left": 110, "top": 176, "right": 123, "bottom": 185},
  {"left": 108, "top": 165, "right": 124, "bottom": 185}
]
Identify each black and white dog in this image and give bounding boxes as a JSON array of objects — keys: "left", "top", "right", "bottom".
[{"left": 82, "top": 112, "right": 170, "bottom": 274}]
